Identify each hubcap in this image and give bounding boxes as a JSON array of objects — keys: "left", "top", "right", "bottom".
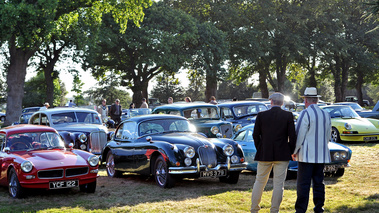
[
  {"left": 9, "top": 174, "right": 17, "bottom": 197},
  {"left": 106, "top": 154, "right": 115, "bottom": 176},
  {"left": 156, "top": 161, "right": 167, "bottom": 186}
]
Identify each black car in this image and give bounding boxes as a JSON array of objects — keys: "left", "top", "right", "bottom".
[
  {"left": 152, "top": 103, "right": 234, "bottom": 138},
  {"left": 100, "top": 114, "right": 247, "bottom": 188}
]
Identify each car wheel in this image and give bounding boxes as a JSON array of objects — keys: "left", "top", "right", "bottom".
[
  {"left": 333, "top": 168, "right": 345, "bottom": 177},
  {"left": 8, "top": 168, "right": 24, "bottom": 198},
  {"left": 154, "top": 155, "right": 175, "bottom": 188},
  {"left": 0, "top": 116, "right": 5, "bottom": 123},
  {"left": 80, "top": 180, "right": 97, "bottom": 193},
  {"left": 106, "top": 152, "right": 122, "bottom": 177},
  {"left": 331, "top": 127, "right": 341, "bottom": 142},
  {"left": 219, "top": 171, "right": 240, "bottom": 184}
]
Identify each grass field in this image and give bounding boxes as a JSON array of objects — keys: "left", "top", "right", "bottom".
[{"left": 0, "top": 143, "right": 377, "bottom": 213}]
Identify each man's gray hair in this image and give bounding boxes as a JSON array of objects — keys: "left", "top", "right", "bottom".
[{"left": 305, "top": 97, "right": 318, "bottom": 104}]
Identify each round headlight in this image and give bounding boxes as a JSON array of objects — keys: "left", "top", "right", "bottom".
[
  {"left": 80, "top": 144, "right": 87, "bottom": 150},
  {"left": 231, "top": 155, "right": 239, "bottom": 164},
  {"left": 21, "top": 161, "right": 33, "bottom": 173},
  {"left": 223, "top": 144, "right": 234, "bottom": 156},
  {"left": 234, "top": 124, "right": 242, "bottom": 132},
  {"left": 184, "top": 146, "right": 195, "bottom": 158},
  {"left": 340, "top": 152, "right": 347, "bottom": 159},
  {"left": 88, "top": 155, "right": 99, "bottom": 167},
  {"left": 184, "top": 158, "right": 192, "bottom": 166},
  {"left": 78, "top": 133, "right": 87, "bottom": 143},
  {"left": 333, "top": 152, "right": 340, "bottom": 160},
  {"left": 211, "top": 126, "right": 219, "bottom": 135},
  {"left": 344, "top": 123, "right": 352, "bottom": 130}
]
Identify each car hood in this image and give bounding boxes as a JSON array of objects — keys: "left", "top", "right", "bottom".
[
  {"left": 150, "top": 132, "right": 217, "bottom": 148},
  {"left": 328, "top": 142, "right": 350, "bottom": 152},
  {"left": 333, "top": 117, "right": 379, "bottom": 130},
  {"left": 54, "top": 123, "right": 108, "bottom": 133},
  {"left": 15, "top": 150, "right": 88, "bottom": 170}
]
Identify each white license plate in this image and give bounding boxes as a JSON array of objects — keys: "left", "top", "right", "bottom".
[
  {"left": 363, "top": 136, "right": 377, "bottom": 141},
  {"left": 200, "top": 169, "right": 226, "bottom": 177},
  {"left": 49, "top": 180, "right": 78, "bottom": 189},
  {"left": 323, "top": 165, "right": 337, "bottom": 173}
]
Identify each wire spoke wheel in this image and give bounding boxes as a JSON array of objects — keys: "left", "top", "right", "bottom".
[{"left": 154, "top": 156, "right": 174, "bottom": 188}]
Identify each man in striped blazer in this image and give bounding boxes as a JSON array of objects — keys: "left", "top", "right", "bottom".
[{"left": 293, "top": 87, "right": 331, "bottom": 213}]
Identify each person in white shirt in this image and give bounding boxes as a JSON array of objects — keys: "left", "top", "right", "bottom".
[
  {"left": 40, "top": 102, "right": 50, "bottom": 110},
  {"left": 97, "top": 99, "right": 108, "bottom": 122}
]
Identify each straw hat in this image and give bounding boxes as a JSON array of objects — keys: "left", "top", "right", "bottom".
[{"left": 301, "top": 87, "right": 321, "bottom": 98}]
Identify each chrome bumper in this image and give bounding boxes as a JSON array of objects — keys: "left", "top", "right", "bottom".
[{"left": 168, "top": 157, "right": 247, "bottom": 175}]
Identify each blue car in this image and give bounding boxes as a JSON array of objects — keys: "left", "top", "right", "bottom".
[
  {"left": 233, "top": 124, "right": 352, "bottom": 178},
  {"left": 19, "top": 107, "right": 41, "bottom": 124},
  {"left": 218, "top": 101, "right": 269, "bottom": 130}
]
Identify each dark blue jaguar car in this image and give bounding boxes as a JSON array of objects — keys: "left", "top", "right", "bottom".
[{"left": 101, "top": 114, "right": 247, "bottom": 188}]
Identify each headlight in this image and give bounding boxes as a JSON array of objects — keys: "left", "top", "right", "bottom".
[
  {"left": 344, "top": 123, "right": 352, "bottom": 130},
  {"left": 80, "top": 144, "right": 87, "bottom": 150},
  {"left": 211, "top": 126, "right": 219, "bottom": 135},
  {"left": 21, "top": 161, "right": 33, "bottom": 173},
  {"left": 223, "top": 144, "right": 234, "bottom": 156},
  {"left": 231, "top": 155, "right": 239, "bottom": 163},
  {"left": 340, "top": 152, "right": 347, "bottom": 159},
  {"left": 88, "top": 155, "right": 99, "bottom": 167},
  {"left": 184, "top": 158, "right": 192, "bottom": 166},
  {"left": 78, "top": 133, "right": 87, "bottom": 143},
  {"left": 184, "top": 146, "right": 195, "bottom": 158},
  {"left": 333, "top": 152, "right": 340, "bottom": 160},
  {"left": 234, "top": 124, "right": 242, "bottom": 132}
]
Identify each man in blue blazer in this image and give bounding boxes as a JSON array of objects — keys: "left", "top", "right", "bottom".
[
  {"left": 251, "top": 92, "right": 297, "bottom": 213},
  {"left": 293, "top": 87, "right": 331, "bottom": 213}
]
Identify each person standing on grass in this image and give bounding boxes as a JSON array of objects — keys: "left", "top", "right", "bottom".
[
  {"left": 109, "top": 99, "right": 122, "bottom": 126},
  {"left": 293, "top": 87, "right": 331, "bottom": 213},
  {"left": 251, "top": 92, "right": 297, "bottom": 213}
]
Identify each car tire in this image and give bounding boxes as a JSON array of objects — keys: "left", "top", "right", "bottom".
[
  {"left": 334, "top": 168, "right": 345, "bottom": 177},
  {"left": 154, "top": 155, "right": 175, "bottom": 188},
  {"left": 0, "top": 116, "right": 5, "bottom": 123},
  {"left": 106, "top": 152, "right": 122, "bottom": 177},
  {"left": 219, "top": 171, "right": 240, "bottom": 184},
  {"left": 331, "top": 127, "right": 341, "bottom": 142},
  {"left": 80, "top": 180, "right": 97, "bottom": 193},
  {"left": 8, "top": 168, "right": 25, "bottom": 198}
]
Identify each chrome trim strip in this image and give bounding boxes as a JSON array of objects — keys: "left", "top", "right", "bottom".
[
  {"left": 168, "top": 162, "right": 247, "bottom": 174},
  {"left": 340, "top": 133, "right": 379, "bottom": 136}
]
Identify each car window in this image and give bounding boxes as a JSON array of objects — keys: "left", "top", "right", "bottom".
[
  {"left": 183, "top": 107, "right": 219, "bottom": 120},
  {"left": 168, "top": 120, "right": 190, "bottom": 131},
  {"left": 233, "top": 105, "right": 267, "bottom": 117},
  {"left": 7, "top": 132, "right": 65, "bottom": 151},
  {"left": 168, "top": 110, "right": 180, "bottom": 115},
  {"left": 52, "top": 112, "right": 76, "bottom": 124},
  {"left": 41, "top": 114, "right": 49, "bottom": 126},
  {"left": 77, "top": 112, "right": 102, "bottom": 124},
  {"left": 116, "top": 122, "right": 137, "bottom": 140},
  {"left": 220, "top": 107, "right": 233, "bottom": 119},
  {"left": 30, "top": 114, "right": 40, "bottom": 125},
  {"left": 0, "top": 134, "right": 5, "bottom": 150},
  {"left": 233, "top": 130, "right": 247, "bottom": 141},
  {"left": 245, "top": 130, "right": 254, "bottom": 142},
  {"left": 139, "top": 119, "right": 190, "bottom": 136}
]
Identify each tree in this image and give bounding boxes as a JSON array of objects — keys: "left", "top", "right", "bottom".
[
  {"left": 0, "top": 0, "right": 151, "bottom": 126},
  {"left": 184, "top": 69, "right": 205, "bottom": 102},
  {"left": 217, "top": 80, "right": 256, "bottom": 101},
  {"left": 150, "top": 71, "right": 185, "bottom": 104},
  {"left": 83, "top": 2, "right": 199, "bottom": 107}
]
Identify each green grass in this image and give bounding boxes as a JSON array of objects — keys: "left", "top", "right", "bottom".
[{"left": 0, "top": 143, "right": 377, "bottom": 213}]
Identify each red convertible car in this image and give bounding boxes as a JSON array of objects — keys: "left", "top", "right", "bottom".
[{"left": 0, "top": 125, "right": 99, "bottom": 198}]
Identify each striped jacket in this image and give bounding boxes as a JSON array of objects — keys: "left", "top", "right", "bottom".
[{"left": 294, "top": 104, "right": 331, "bottom": 163}]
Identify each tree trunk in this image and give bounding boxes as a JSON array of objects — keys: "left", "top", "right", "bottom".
[
  {"left": 355, "top": 67, "right": 364, "bottom": 106},
  {"left": 276, "top": 57, "right": 287, "bottom": 93},
  {"left": 258, "top": 68, "right": 269, "bottom": 99},
  {"left": 307, "top": 57, "right": 317, "bottom": 87},
  {"left": 205, "top": 70, "right": 217, "bottom": 103},
  {"left": 5, "top": 37, "right": 36, "bottom": 126},
  {"left": 44, "top": 64, "right": 55, "bottom": 107}
]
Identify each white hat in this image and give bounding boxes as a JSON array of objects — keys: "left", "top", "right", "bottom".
[
  {"left": 302, "top": 87, "right": 321, "bottom": 98},
  {"left": 44, "top": 102, "right": 50, "bottom": 106}
]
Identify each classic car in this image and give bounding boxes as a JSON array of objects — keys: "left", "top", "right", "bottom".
[
  {"left": 218, "top": 101, "right": 268, "bottom": 130},
  {"left": 354, "top": 101, "right": 379, "bottom": 120},
  {"left": 152, "top": 103, "right": 234, "bottom": 138},
  {"left": 18, "top": 107, "right": 41, "bottom": 124},
  {"left": 28, "top": 108, "right": 109, "bottom": 154},
  {"left": 121, "top": 108, "right": 152, "bottom": 121},
  {"left": 320, "top": 105, "right": 379, "bottom": 142},
  {"left": 0, "top": 125, "right": 99, "bottom": 198},
  {"left": 100, "top": 114, "right": 247, "bottom": 188},
  {"left": 233, "top": 124, "right": 352, "bottom": 177}
]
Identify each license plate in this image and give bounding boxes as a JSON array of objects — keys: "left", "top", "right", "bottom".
[
  {"left": 200, "top": 169, "right": 226, "bottom": 177},
  {"left": 363, "top": 136, "right": 377, "bottom": 141},
  {"left": 323, "top": 165, "right": 337, "bottom": 173},
  {"left": 49, "top": 180, "right": 78, "bottom": 189}
]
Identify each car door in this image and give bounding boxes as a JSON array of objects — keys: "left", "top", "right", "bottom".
[
  {"left": 0, "top": 134, "right": 7, "bottom": 183},
  {"left": 112, "top": 121, "right": 138, "bottom": 171},
  {"left": 235, "top": 129, "right": 257, "bottom": 170}
]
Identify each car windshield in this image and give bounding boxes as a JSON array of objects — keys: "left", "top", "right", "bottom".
[
  {"left": 128, "top": 108, "right": 151, "bottom": 117},
  {"left": 232, "top": 104, "right": 268, "bottom": 118},
  {"left": 7, "top": 132, "right": 65, "bottom": 151},
  {"left": 346, "top": 103, "right": 363, "bottom": 111},
  {"left": 183, "top": 107, "right": 219, "bottom": 120},
  {"left": 51, "top": 112, "right": 102, "bottom": 125},
  {"left": 139, "top": 119, "right": 191, "bottom": 136},
  {"left": 322, "top": 106, "right": 360, "bottom": 118},
  {"left": 22, "top": 108, "right": 39, "bottom": 113}
]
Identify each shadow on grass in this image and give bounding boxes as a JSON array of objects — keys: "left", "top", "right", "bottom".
[{"left": 332, "top": 201, "right": 379, "bottom": 213}]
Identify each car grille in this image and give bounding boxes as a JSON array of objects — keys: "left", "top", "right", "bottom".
[
  {"left": 198, "top": 146, "right": 217, "bottom": 168},
  {"left": 37, "top": 167, "right": 89, "bottom": 179},
  {"left": 90, "top": 131, "right": 107, "bottom": 154},
  {"left": 66, "top": 167, "right": 89, "bottom": 177},
  {"left": 220, "top": 124, "right": 233, "bottom": 138}
]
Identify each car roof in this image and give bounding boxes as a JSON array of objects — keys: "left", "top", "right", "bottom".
[
  {"left": 0, "top": 124, "right": 57, "bottom": 136},
  {"left": 153, "top": 103, "right": 218, "bottom": 111},
  {"left": 125, "top": 114, "right": 187, "bottom": 123},
  {"left": 32, "top": 107, "right": 98, "bottom": 115},
  {"left": 218, "top": 101, "right": 266, "bottom": 107}
]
